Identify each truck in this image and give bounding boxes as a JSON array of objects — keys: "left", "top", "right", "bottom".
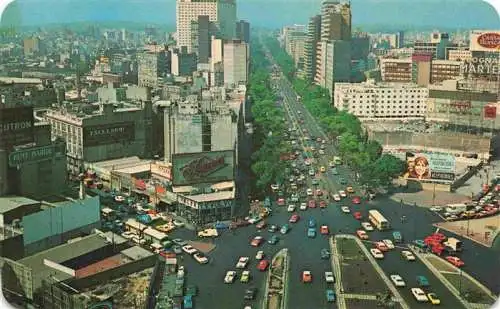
[{"left": 198, "top": 228, "right": 219, "bottom": 238}]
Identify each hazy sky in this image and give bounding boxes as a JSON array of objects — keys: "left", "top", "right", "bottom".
[{"left": 1, "top": 0, "right": 499, "bottom": 29}]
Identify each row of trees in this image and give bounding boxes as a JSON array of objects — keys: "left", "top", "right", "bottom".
[
  {"left": 248, "top": 40, "right": 291, "bottom": 195},
  {"left": 265, "top": 37, "right": 405, "bottom": 189}
]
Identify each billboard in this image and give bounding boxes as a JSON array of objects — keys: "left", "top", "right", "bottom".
[
  {"left": 406, "top": 153, "right": 456, "bottom": 181},
  {"left": 8, "top": 143, "right": 65, "bottom": 167},
  {"left": 0, "top": 106, "right": 34, "bottom": 147},
  {"left": 172, "top": 150, "right": 234, "bottom": 186},
  {"left": 484, "top": 104, "right": 497, "bottom": 119},
  {"left": 83, "top": 122, "right": 135, "bottom": 147},
  {"left": 470, "top": 31, "right": 500, "bottom": 52}
]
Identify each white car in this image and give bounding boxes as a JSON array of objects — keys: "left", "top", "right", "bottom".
[
  {"left": 341, "top": 206, "right": 350, "bottom": 213},
  {"left": 193, "top": 252, "right": 209, "bottom": 264},
  {"left": 300, "top": 202, "right": 308, "bottom": 210},
  {"left": 370, "top": 248, "right": 384, "bottom": 259},
  {"left": 429, "top": 206, "right": 442, "bottom": 212},
  {"left": 333, "top": 194, "right": 341, "bottom": 202},
  {"left": 411, "top": 288, "right": 429, "bottom": 302},
  {"left": 173, "top": 220, "right": 185, "bottom": 227},
  {"left": 305, "top": 160, "right": 311, "bottom": 166},
  {"left": 287, "top": 204, "right": 296, "bottom": 212},
  {"left": 319, "top": 149, "right": 325, "bottom": 155},
  {"left": 339, "top": 190, "right": 347, "bottom": 198},
  {"left": 324, "top": 271, "right": 335, "bottom": 283},
  {"left": 390, "top": 274, "right": 406, "bottom": 287},
  {"left": 329, "top": 161, "right": 335, "bottom": 168},
  {"left": 236, "top": 257, "right": 250, "bottom": 269},
  {"left": 382, "top": 239, "right": 395, "bottom": 249},
  {"left": 255, "top": 250, "right": 264, "bottom": 260},
  {"left": 271, "top": 184, "right": 279, "bottom": 191},
  {"left": 309, "top": 169, "right": 315, "bottom": 176},
  {"left": 289, "top": 176, "right": 295, "bottom": 183},
  {"left": 307, "top": 188, "right": 313, "bottom": 196},
  {"left": 361, "top": 222, "right": 374, "bottom": 231},
  {"left": 182, "top": 245, "right": 198, "bottom": 255},
  {"left": 121, "top": 231, "right": 135, "bottom": 239},
  {"left": 224, "top": 271, "right": 237, "bottom": 283},
  {"left": 402, "top": 250, "right": 416, "bottom": 261}
]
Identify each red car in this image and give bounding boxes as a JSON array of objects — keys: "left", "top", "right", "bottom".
[
  {"left": 308, "top": 200, "right": 316, "bottom": 208},
  {"left": 352, "top": 196, "right": 361, "bottom": 204},
  {"left": 315, "top": 189, "right": 323, "bottom": 196},
  {"left": 446, "top": 256, "right": 465, "bottom": 267},
  {"left": 256, "top": 221, "right": 267, "bottom": 229},
  {"left": 250, "top": 236, "right": 264, "bottom": 247},
  {"left": 353, "top": 211, "right": 362, "bottom": 220},
  {"left": 257, "top": 259, "right": 269, "bottom": 271},
  {"left": 319, "top": 200, "right": 327, "bottom": 208},
  {"left": 289, "top": 214, "right": 300, "bottom": 223},
  {"left": 320, "top": 225, "right": 329, "bottom": 235},
  {"left": 375, "top": 241, "right": 389, "bottom": 252}
]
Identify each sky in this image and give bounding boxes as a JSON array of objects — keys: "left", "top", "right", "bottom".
[{"left": 0, "top": 0, "right": 499, "bottom": 30}]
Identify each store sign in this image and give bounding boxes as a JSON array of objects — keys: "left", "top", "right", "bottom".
[
  {"left": 470, "top": 31, "right": 500, "bottom": 52},
  {"left": 484, "top": 104, "right": 497, "bottom": 119},
  {"left": 460, "top": 57, "right": 499, "bottom": 75},
  {"left": 406, "top": 152, "right": 455, "bottom": 181},
  {"left": 151, "top": 162, "right": 172, "bottom": 180},
  {"left": 0, "top": 106, "right": 34, "bottom": 147},
  {"left": 8, "top": 143, "right": 65, "bottom": 167},
  {"left": 83, "top": 122, "right": 135, "bottom": 146},
  {"left": 172, "top": 150, "right": 234, "bottom": 186}
]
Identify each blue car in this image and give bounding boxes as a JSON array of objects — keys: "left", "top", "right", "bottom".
[
  {"left": 183, "top": 295, "right": 193, "bottom": 309},
  {"left": 308, "top": 218, "right": 316, "bottom": 228},
  {"left": 326, "top": 289, "right": 336, "bottom": 302},
  {"left": 417, "top": 275, "right": 430, "bottom": 287},
  {"left": 307, "top": 227, "right": 316, "bottom": 238}
]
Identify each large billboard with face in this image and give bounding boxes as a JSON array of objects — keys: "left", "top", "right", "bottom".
[
  {"left": 470, "top": 31, "right": 500, "bottom": 52},
  {"left": 83, "top": 122, "right": 135, "bottom": 147},
  {"left": 0, "top": 106, "right": 34, "bottom": 147},
  {"left": 172, "top": 150, "right": 234, "bottom": 186},
  {"left": 406, "top": 152, "right": 456, "bottom": 181}
]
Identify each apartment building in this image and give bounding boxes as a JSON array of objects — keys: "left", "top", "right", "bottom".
[
  {"left": 223, "top": 40, "right": 248, "bottom": 87},
  {"left": 302, "top": 15, "right": 322, "bottom": 81}
]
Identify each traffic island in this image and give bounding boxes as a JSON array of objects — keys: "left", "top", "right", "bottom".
[
  {"left": 262, "top": 248, "right": 289, "bottom": 309},
  {"left": 344, "top": 298, "right": 403, "bottom": 309}
]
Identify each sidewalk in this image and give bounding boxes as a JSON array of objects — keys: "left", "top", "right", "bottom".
[{"left": 389, "top": 190, "right": 470, "bottom": 208}]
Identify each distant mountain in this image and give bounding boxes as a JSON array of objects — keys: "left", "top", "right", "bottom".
[{"left": 1, "top": 0, "right": 499, "bottom": 30}]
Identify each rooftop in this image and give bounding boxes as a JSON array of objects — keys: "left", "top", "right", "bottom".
[
  {"left": 0, "top": 196, "right": 39, "bottom": 214},
  {"left": 187, "top": 190, "right": 235, "bottom": 203},
  {"left": 121, "top": 246, "right": 154, "bottom": 260},
  {"left": 0, "top": 77, "right": 42, "bottom": 84}
]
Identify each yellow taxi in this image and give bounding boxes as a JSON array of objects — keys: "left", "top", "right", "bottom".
[
  {"left": 427, "top": 293, "right": 441, "bottom": 305},
  {"left": 346, "top": 186, "right": 354, "bottom": 193},
  {"left": 320, "top": 166, "right": 326, "bottom": 173}
]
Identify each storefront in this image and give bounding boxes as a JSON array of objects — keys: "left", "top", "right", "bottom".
[{"left": 176, "top": 191, "right": 235, "bottom": 226}]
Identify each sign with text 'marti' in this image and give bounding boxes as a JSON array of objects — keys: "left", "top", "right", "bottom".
[{"left": 172, "top": 150, "right": 234, "bottom": 186}]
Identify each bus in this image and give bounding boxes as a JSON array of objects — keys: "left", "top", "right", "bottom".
[{"left": 368, "top": 210, "right": 390, "bottom": 230}]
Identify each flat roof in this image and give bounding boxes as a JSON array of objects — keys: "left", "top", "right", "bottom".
[
  {"left": 0, "top": 196, "right": 39, "bottom": 214},
  {"left": 211, "top": 181, "right": 235, "bottom": 190},
  {"left": 116, "top": 163, "right": 152, "bottom": 175},
  {"left": 121, "top": 246, "right": 154, "bottom": 260},
  {"left": 75, "top": 255, "right": 123, "bottom": 279},
  {"left": 0, "top": 77, "right": 42, "bottom": 84},
  {"left": 124, "top": 218, "right": 148, "bottom": 230},
  {"left": 188, "top": 191, "right": 235, "bottom": 203},
  {"left": 143, "top": 227, "right": 168, "bottom": 240}
]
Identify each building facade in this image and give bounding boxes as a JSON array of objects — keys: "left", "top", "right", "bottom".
[
  {"left": 137, "top": 51, "right": 166, "bottom": 88},
  {"left": 223, "top": 40, "right": 248, "bottom": 88},
  {"left": 236, "top": 20, "right": 250, "bottom": 43},
  {"left": 302, "top": 15, "right": 321, "bottom": 81}
]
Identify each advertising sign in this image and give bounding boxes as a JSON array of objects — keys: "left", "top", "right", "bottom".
[
  {"left": 0, "top": 106, "right": 34, "bottom": 147},
  {"left": 8, "top": 143, "right": 65, "bottom": 167},
  {"left": 172, "top": 150, "right": 234, "bottom": 186},
  {"left": 83, "top": 122, "right": 135, "bottom": 147},
  {"left": 406, "top": 153, "right": 455, "bottom": 181},
  {"left": 470, "top": 31, "right": 500, "bottom": 52},
  {"left": 460, "top": 57, "right": 499, "bottom": 76},
  {"left": 151, "top": 162, "right": 172, "bottom": 180},
  {"left": 484, "top": 104, "right": 497, "bottom": 119}
]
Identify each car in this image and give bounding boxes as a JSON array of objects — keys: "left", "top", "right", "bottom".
[
  {"left": 236, "top": 257, "right": 250, "bottom": 269},
  {"left": 240, "top": 270, "right": 251, "bottom": 283},
  {"left": 256, "top": 221, "right": 267, "bottom": 229},
  {"left": 183, "top": 295, "right": 193, "bottom": 309},
  {"left": 332, "top": 168, "right": 339, "bottom": 175},
  {"left": 121, "top": 231, "right": 135, "bottom": 239},
  {"left": 341, "top": 206, "right": 350, "bottom": 213},
  {"left": 326, "top": 289, "right": 336, "bottom": 302},
  {"left": 411, "top": 288, "right": 429, "bottom": 302},
  {"left": 287, "top": 204, "right": 296, "bottom": 212},
  {"left": 319, "top": 149, "right": 325, "bottom": 155},
  {"left": 320, "top": 166, "right": 326, "bottom": 173},
  {"left": 309, "top": 169, "right": 315, "bottom": 176},
  {"left": 390, "top": 274, "right": 406, "bottom": 287},
  {"left": 352, "top": 196, "right": 361, "bottom": 204},
  {"left": 182, "top": 245, "right": 198, "bottom": 255},
  {"left": 353, "top": 211, "right": 362, "bottom": 220},
  {"left": 311, "top": 178, "right": 319, "bottom": 185},
  {"left": 308, "top": 200, "right": 317, "bottom": 208},
  {"left": 257, "top": 260, "right": 269, "bottom": 271},
  {"left": 305, "top": 160, "right": 311, "bottom": 166},
  {"left": 299, "top": 202, "right": 307, "bottom": 210},
  {"left": 307, "top": 188, "right": 313, "bottom": 196},
  {"left": 277, "top": 198, "right": 286, "bottom": 206},
  {"left": 319, "top": 200, "right": 327, "bottom": 208},
  {"left": 329, "top": 161, "right": 336, "bottom": 168},
  {"left": 325, "top": 271, "right": 335, "bottom": 283},
  {"left": 427, "top": 293, "right": 441, "bottom": 305},
  {"left": 315, "top": 189, "right": 323, "bottom": 196},
  {"left": 193, "top": 252, "right": 209, "bottom": 264},
  {"left": 173, "top": 220, "right": 185, "bottom": 227},
  {"left": 429, "top": 206, "right": 442, "bottom": 212},
  {"left": 250, "top": 236, "right": 264, "bottom": 247},
  {"left": 346, "top": 186, "right": 354, "bottom": 193},
  {"left": 332, "top": 194, "right": 341, "bottom": 202},
  {"left": 270, "top": 184, "right": 280, "bottom": 191},
  {"left": 268, "top": 235, "right": 279, "bottom": 245},
  {"left": 445, "top": 256, "right": 465, "bottom": 267},
  {"left": 255, "top": 251, "right": 264, "bottom": 260},
  {"left": 370, "top": 248, "right": 384, "bottom": 259},
  {"left": 308, "top": 218, "right": 316, "bottom": 228},
  {"left": 173, "top": 245, "right": 183, "bottom": 254},
  {"left": 289, "top": 214, "right": 300, "bottom": 223},
  {"left": 339, "top": 190, "right": 347, "bottom": 197},
  {"left": 320, "top": 225, "right": 329, "bottom": 235},
  {"left": 280, "top": 224, "right": 290, "bottom": 234},
  {"left": 356, "top": 230, "right": 369, "bottom": 240},
  {"left": 382, "top": 239, "right": 395, "bottom": 249},
  {"left": 244, "top": 288, "right": 257, "bottom": 300},
  {"left": 416, "top": 275, "right": 430, "bottom": 287},
  {"left": 320, "top": 248, "right": 330, "bottom": 259},
  {"left": 402, "top": 250, "right": 416, "bottom": 261},
  {"left": 224, "top": 271, "right": 236, "bottom": 283},
  {"left": 307, "top": 227, "right": 316, "bottom": 238},
  {"left": 268, "top": 224, "right": 278, "bottom": 233},
  {"left": 173, "top": 238, "right": 187, "bottom": 246},
  {"left": 361, "top": 222, "right": 374, "bottom": 231},
  {"left": 302, "top": 271, "right": 312, "bottom": 283},
  {"left": 375, "top": 241, "right": 389, "bottom": 252}
]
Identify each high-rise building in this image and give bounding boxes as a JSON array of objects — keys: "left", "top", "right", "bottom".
[
  {"left": 351, "top": 33, "right": 370, "bottom": 61},
  {"left": 171, "top": 47, "right": 197, "bottom": 77},
  {"left": 176, "top": 0, "right": 237, "bottom": 53},
  {"left": 303, "top": 15, "right": 322, "bottom": 81},
  {"left": 414, "top": 32, "right": 453, "bottom": 60},
  {"left": 211, "top": 36, "right": 224, "bottom": 71},
  {"left": 191, "top": 15, "right": 212, "bottom": 64},
  {"left": 137, "top": 51, "right": 167, "bottom": 88},
  {"left": 324, "top": 40, "right": 351, "bottom": 97},
  {"left": 223, "top": 40, "right": 249, "bottom": 87},
  {"left": 396, "top": 30, "right": 405, "bottom": 48},
  {"left": 320, "top": 0, "right": 351, "bottom": 42},
  {"left": 23, "top": 37, "right": 40, "bottom": 56},
  {"left": 236, "top": 20, "right": 250, "bottom": 43}
]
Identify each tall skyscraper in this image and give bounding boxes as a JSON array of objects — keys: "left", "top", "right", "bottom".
[
  {"left": 191, "top": 15, "right": 211, "bottom": 64},
  {"left": 236, "top": 20, "right": 250, "bottom": 43},
  {"left": 303, "top": 15, "right": 322, "bottom": 81},
  {"left": 223, "top": 40, "right": 249, "bottom": 87},
  {"left": 320, "top": 0, "right": 351, "bottom": 42},
  {"left": 176, "top": 0, "right": 237, "bottom": 53}
]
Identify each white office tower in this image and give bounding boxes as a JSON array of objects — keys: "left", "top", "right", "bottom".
[{"left": 223, "top": 40, "right": 249, "bottom": 88}]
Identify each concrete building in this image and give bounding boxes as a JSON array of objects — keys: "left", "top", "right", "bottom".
[
  {"left": 396, "top": 30, "right": 405, "bottom": 48},
  {"left": 448, "top": 49, "right": 473, "bottom": 62},
  {"left": 176, "top": 0, "right": 236, "bottom": 53},
  {"left": 210, "top": 36, "right": 224, "bottom": 71},
  {"left": 190, "top": 15, "right": 212, "bottom": 64},
  {"left": 411, "top": 52, "right": 433, "bottom": 86},
  {"left": 430, "top": 59, "right": 462, "bottom": 84},
  {"left": 236, "top": 20, "right": 250, "bottom": 43},
  {"left": 324, "top": 40, "right": 351, "bottom": 97},
  {"left": 23, "top": 37, "right": 41, "bottom": 56},
  {"left": 171, "top": 47, "right": 197, "bottom": 77},
  {"left": 302, "top": 15, "right": 322, "bottom": 81},
  {"left": 414, "top": 32, "right": 453, "bottom": 60},
  {"left": 45, "top": 101, "right": 154, "bottom": 174},
  {"left": 223, "top": 40, "right": 248, "bottom": 88},
  {"left": 320, "top": 0, "right": 351, "bottom": 41},
  {"left": 137, "top": 51, "right": 166, "bottom": 88},
  {"left": 351, "top": 33, "right": 370, "bottom": 61},
  {"left": 334, "top": 81, "right": 428, "bottom": 120},
  {"left": 286, "top": 32, "right": 307, "bottom": 68}
]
